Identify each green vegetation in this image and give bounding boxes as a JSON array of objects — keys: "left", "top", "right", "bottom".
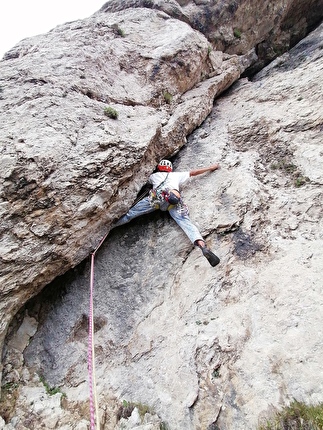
[
  {"left": 273, "top": 46, "right": 283, "bottom": 56},
  {"left": 270, "top": 158, "right": 309, "bottom": 187},
  {"left": 0, "top": 382, "right": 19, "bottom": 422},
  {"left": 258, "top": 400, "right": 323, "bottom": 430},
  {"left": 39, "top": 376, "right": 65, "bottom": 397},
  {"left": 119, "top": 400, "right": 153, "bottom": 420},
  {"left": 112, "top": 24, "right": 125, "bottom": 37},
  {"left": 233, "top": 28, "right": 242, "bottom": 39},
  {"left": 116, "top": 27, "right": 125, "bottom": 37},
  {"left": 163, "top": 91, "right": 173, "bottom": 104},
  {"left": 104, "top": 106, "right": 118, "bottom": 119},
  {"left": 1, "top": 382, "right": 18, "bottom": 393},
  {"left": 212, "top": 369, "right": 220, "bottom": 378},
  {"left": 117, "top": 400, "right": 168, "bottom": 428},
  {"left": 294, "top": 175, "right": 309, "bottom": 187},
  {"left": 270, "top": 160, "right": 297, "bottom": 174}
]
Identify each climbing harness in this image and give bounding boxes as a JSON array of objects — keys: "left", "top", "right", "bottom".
[
  {"left": 148, "top": 173, "right": 170, "bottom": 209},
  {"left": 88, "top": 231, "right": 109, "bottom": 430}
]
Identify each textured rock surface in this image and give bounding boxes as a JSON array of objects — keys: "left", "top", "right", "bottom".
[
  {"left": 101, "top": 0, "right": 323, "bottom": 72},
  {"left": 1, "top": 0, "right": 322, "bottom": 362},
  {"left": 1, "top": 18, "right": 322, "bottom": 430},
  {"left": 1, "top": 0, "right": 321, "bottom": 355},
  {"left": 0, "top": 6, "right": 241, "bottom": 353}
]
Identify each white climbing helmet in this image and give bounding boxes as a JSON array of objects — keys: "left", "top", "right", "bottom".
[{"left": 157, "top": 159, "right": 173, "bottom": 172}]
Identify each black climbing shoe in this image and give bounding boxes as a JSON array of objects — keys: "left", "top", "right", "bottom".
[{"left": 201, "top": 247, "right": 220, "bottom": 267}]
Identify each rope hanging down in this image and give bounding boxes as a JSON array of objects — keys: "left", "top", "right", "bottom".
[
  {"left": 87, "top": 187, "right": 148, "bottom": 428},
  {"left": 88, "top": 230, "right": 109, "bottom": 430}
]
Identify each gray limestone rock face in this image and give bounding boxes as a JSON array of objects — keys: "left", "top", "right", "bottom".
[
  {"left": 100, "top": 0, "right": 323, "bottom": 71},
  {"left": 1, "top": 19, "right": 322, "bottom": 430},
  {"left": 1, "top": 1, "right": 321, "bottom": 366},
  {"left": 1, "top": 0, "right": 323, "bottom": 427},
  {"left": 0, "top": 6, "right": 240, "bottom": 355}
]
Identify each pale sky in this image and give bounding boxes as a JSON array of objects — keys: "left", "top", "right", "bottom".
[{"left": 0, "top": 1, "right": 106, "bottom": 58}]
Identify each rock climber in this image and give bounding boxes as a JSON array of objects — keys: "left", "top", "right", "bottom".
[{"left": 113, "top": 160, "right": 220, "bottom": 266}]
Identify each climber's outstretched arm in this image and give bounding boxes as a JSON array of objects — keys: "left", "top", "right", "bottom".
[{"left": 189, "top": 164, "right": 220, "bottom": 177}]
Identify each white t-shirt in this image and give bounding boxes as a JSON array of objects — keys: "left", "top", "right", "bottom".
[{"left": 148, "top": 171, "right": 190, "bottom": 190}]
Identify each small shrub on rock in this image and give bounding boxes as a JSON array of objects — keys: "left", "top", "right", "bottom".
[
  {"left": 104, "top": 106, "right": 118, "bottom": 119},
  {"left": 258, "top": 400, "right": 323, "bottom": 430}
]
